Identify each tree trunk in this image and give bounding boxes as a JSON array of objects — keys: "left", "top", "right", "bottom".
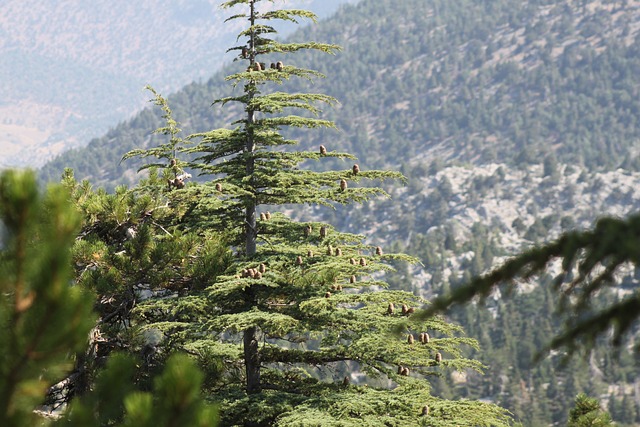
[
  {"left": 244, "top": 326, "right": 261, "bottom": 394},
  {"left": 246, "top": 0, "right": 257, "bottom": 257},
  {"left": 243, "top": 0, "right": 260, "bottom": 396}
]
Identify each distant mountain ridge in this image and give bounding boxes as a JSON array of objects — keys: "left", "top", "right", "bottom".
[
  {"left": 40, "top": 0, "right": 640, "bottom": 186},
  {"left": 0, "top": 0, "right": 355, "bottom": 167}
]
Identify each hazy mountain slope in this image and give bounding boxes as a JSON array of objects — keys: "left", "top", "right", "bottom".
[
  {"left": 0, "top": 0, "right": 355, "bottom": 167},
  {"left": 40, "top": 0, "right": 640, "bottom": 185},
  {"left": 293, "top": 0, "right": 640, "bottom": 169}
]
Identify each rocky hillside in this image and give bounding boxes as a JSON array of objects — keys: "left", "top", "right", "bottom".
[
  {"left": 368, "top": 162, "right": 640, "bottom": 286},
  {"left": 0, "top": 0, "right": 355, "bottom": 167}
]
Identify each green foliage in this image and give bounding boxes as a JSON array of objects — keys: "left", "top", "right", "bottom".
[
  {"left": 567, "top": 393, "right": 612, "bottom": 427},
  {"left": 0, "top": 170, "right": 96, "bottom": 427},
  {"left": 63, "top": 166, "right": 234, "bottom": 369},
  {"left": 422, "top": 212, "right": 640, "bottom": 359},
  {"left": 58, "top": 354, "right": 218, "bottom": 427},
  {"left": 121, "top": 86, "right": 188, "bottom": 176},
  {"left": 0, "top": 170, "right": 218, "bottom": 426},
  {"left": 113, "top": 0, "right": 513, "bottom": 425}
]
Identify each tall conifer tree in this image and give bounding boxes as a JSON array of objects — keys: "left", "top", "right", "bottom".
[
  {"left": 118, "top": 1, "right": 512, "bottom": 425},
  {"left": 187, "top": 0, "right": 406, "bottom": 396}
]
